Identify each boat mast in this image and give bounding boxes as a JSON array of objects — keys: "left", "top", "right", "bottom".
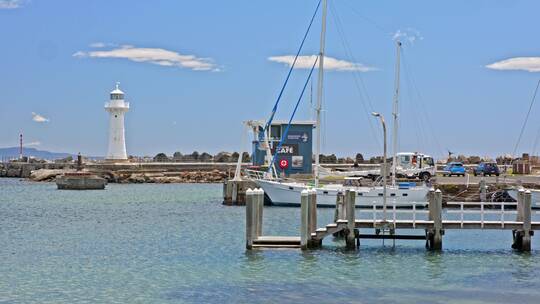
[
  {"left": 314, "top": 0, "right": 328, "bottom": 188},
  {"left": 391, "top": 40, "right": 402, "bottom": 187}
]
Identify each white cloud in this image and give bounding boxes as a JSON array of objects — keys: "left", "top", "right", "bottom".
[
  {"left": 0, "top": 0, "right": 23, "bottom": 9},
  {"left": 32, "top": 112, "right": 49, "bottom": 123},
  {"left": 486, "top": 57, "right": 540, "bottom": 72},
  {"left": 89, "top": 42, "right": 108, "bottom": 48},
  {"left": 393, "top": 28, "right": 423, "bottom": 45},
  {"left": 74, "top": 44, "right": 219, "bottom": 71},
  {"left": 268, "top": 55, "right": 377, "bottom": 72}
]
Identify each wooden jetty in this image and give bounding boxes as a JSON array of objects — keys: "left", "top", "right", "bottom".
[{"left": 245, "top": 188, "right": 538, "bottom": 251}]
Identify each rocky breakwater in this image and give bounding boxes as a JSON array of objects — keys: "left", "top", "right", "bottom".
[
  {"left": 30, "top": 169, "right": 73, "bottom": 181},
  {"left": 118, "top": 170, "right": 228, "bottom": 184},
  {"left": 1, "top": 162, "right": 74, "bottom": 178}
]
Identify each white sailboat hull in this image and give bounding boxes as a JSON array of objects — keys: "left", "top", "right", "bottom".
[{"left": 254, "top": 179, "right": 429, "bottom": 207}]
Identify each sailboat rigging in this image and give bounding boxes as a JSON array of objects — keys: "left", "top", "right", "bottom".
[{"left": 248, "top": 0, "right": 431, "bottom": 207}]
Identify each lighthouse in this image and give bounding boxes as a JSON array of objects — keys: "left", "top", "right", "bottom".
[{"left": 105, "top": 82, "right": 129, "bottom": 161}]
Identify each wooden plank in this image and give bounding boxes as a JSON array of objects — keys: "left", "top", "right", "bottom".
[
  {"left": 358, "top": 234, "right": 426, "bottom": 240},
  {"left": 252, "top": 244, "right": 301, "bottom": 248},
  {"left": 255, "top": 236, "right": 301, "bottom": 243}
]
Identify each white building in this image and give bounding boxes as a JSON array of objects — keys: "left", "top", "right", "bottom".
[{"left": 105, "top": 83, "right": 129, "bottom": 161}]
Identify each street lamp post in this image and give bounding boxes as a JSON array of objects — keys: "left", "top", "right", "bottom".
[{"left": 372, "top": 112, "right": 387, "bottom": 222}]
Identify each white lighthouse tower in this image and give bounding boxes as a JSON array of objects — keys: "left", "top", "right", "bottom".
[{"left": 105, "top": 82, "right": 129, "bottom": 161}]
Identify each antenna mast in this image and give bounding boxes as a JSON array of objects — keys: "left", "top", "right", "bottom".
[
  {"left": 314, "top": 0, "right": 328, "bottom": 188},
  {"left": 391, "top": 40, "right": 402, "bottom": 187}
]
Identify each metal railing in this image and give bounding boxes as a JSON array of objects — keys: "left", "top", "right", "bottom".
[
  {"left": 244, "top": 169, "right": 267, "bottom": 180},
  {"left": 359, "top": 201, "right": 430, "bottom": 229}
]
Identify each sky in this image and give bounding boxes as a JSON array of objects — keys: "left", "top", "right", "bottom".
[{"left": 1, "top": 0, "right": 540, "bottom": 159}]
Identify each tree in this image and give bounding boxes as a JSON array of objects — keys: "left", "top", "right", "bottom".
[
  {"left": 173, "top": 151, "right": 183, "bottom": 162},
  {"left": 214, "top": 152, "right": 231, "bottom": 163},
  {"left": 191, "top": 151, "right": 200, "bottom": 161},
  {"left": 242, "top": 152, "right": 251, "bottom": 162},
  {"left": 153, "top": 153, "right": 169, "bottom": 162},
  {"left": 355, "top": 153, "right": 364, "bottom": 163},
  {"left": 231, "top": 152, "right": 240, "bottom": 162},
  {"left": 199, "top": 152, "right": 213, "bottom": 162},
  {"left": 467, "top": 156, "right": 481, "bottom": 164},
  {"left": 319, "top": 154, "right": 337, "bottom": 164}
]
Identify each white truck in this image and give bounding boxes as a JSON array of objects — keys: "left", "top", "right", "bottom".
[
  {"left": 318, "top": 152, "right": 436, "bottom": 181},
  {"left": 393, "top": 152, "right": 436, "bottom": 181}
]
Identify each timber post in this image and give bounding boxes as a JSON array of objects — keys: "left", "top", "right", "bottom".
[
  {"left": 307, "top": 189, "right": 320, "bottom": 248},
  {"left": 308, "top": 189, "right": 317, "bottom": 235},
  {"left": 333, "top": 192, "right": 345, "bottom": 238},
  {"left": 300, "top": 189, "right": 310, "bottom": 250},
  {"left": 512, "top": 189, "right": 524, "bottom": 250},
  {"left": 334, "top": 191, "right": 345, "bottom": 222},
  {"left": 245, "top": 188, "right": 256, "bottom": 249},
  {"left": 255, "top": 188, "right": 264, "bottom": 238},
  {"left": 345, "top": 189, "right": 357, "bottom": 249},
  {"left": 427, "top": 189, "right": 443, "bottom": 250},
  {"left": 513, "top": 189, "right": 532, "bottom": 251},
  {"left": 231, "top": 181, "right": 239, "bottom": 204},
  {"left": 522, "top": 190, "right": 532, "bottom": 251},
  {"left": 479, "top": 179, "right": 487, "bottom": 202}
]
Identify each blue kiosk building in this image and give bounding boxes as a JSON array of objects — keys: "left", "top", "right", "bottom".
[{"left": 249, "top": 120, "right": 315, "bottom": 175}]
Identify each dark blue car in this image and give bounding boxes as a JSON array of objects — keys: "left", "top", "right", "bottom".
[
  {"left": 442, "top": 162, "right": 466, "bottom": 177},
  {"left": 473, "top": 162, "right": 500, "bottom": 176}
]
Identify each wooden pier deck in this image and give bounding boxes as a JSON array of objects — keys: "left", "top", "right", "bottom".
[{"left": 245, "top": 187, "right": 539, "bottom": 251}]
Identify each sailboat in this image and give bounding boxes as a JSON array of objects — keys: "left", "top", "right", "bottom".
[{"left": 251, "top": 0, "right": 431, "bottom": 207}]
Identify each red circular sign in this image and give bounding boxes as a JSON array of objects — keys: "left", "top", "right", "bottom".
[{"left": 279, "top": 159, "right": 289, "bottom": 169}]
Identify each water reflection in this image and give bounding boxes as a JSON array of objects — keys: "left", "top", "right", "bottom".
[{"left": 423, "top": 251, "right": 445, "bottom": 280}]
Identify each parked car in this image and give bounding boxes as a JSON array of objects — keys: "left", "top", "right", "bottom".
[
  {"left": 473, "top": 162, "right": 500, "bottom": 176},
  {"left": 442, "top": 162, "right": 466, "bottom": 177}
]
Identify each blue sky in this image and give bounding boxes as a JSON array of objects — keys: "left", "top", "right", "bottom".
[{"left": 1, "top": 0, "right": 540, "bottom": 159}]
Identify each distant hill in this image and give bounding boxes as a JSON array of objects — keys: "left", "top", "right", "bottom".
[{"left": 0, "top": 147, "right": 74, "bottom": 160}]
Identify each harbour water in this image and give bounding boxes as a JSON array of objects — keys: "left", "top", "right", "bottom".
[{"left": 1, "top": 178, "right": 539, "bottom": 303}]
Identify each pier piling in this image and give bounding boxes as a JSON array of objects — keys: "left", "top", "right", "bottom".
[
  {"left": 245, "top": 188, "right": 255, "bottom": 249},
  {"left": 308, "top": 189, "right": 317, "bottom": 236},
  {"left": 223, "top": 180, "right": 257, "bottom": 205},
  {"left": 480, "top": 179, "right": 487, "bottom": 202},
  {"left": 513, "top": 189, "right": 533, "bottom": 251},
  {"left": 301, "top": 190, "right": 310, "bottom": 250},
  {"left": 255, "top": 188, "right": 264, "bottom": 238},
  {"left": 522, "top": 190, "right": 532, "bottom": 251},
  {"left": 427, "top": 189, "right": 443, "bottom": 250},
  {"left": 345, "top": 189, "right": 357, "bottom": 249},
  {"left": 334, "top": 192, "right": 345, "bottom": 222}
]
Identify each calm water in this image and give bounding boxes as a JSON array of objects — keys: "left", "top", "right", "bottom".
[{"left": 0, "top": 178, "right": 539, "bottom": 303}]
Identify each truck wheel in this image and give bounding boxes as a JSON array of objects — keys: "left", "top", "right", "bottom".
[{"left": 420, "top": 172, "right": 431, "bottom": 181}]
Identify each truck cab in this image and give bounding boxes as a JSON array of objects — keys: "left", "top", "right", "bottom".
[{"left": 395, "top": 152, "right": 436, "bottom": 181}]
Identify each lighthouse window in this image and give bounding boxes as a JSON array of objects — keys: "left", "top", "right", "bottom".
[{"left": 115, "top": 115, "right": 118, "bottom": 118}]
